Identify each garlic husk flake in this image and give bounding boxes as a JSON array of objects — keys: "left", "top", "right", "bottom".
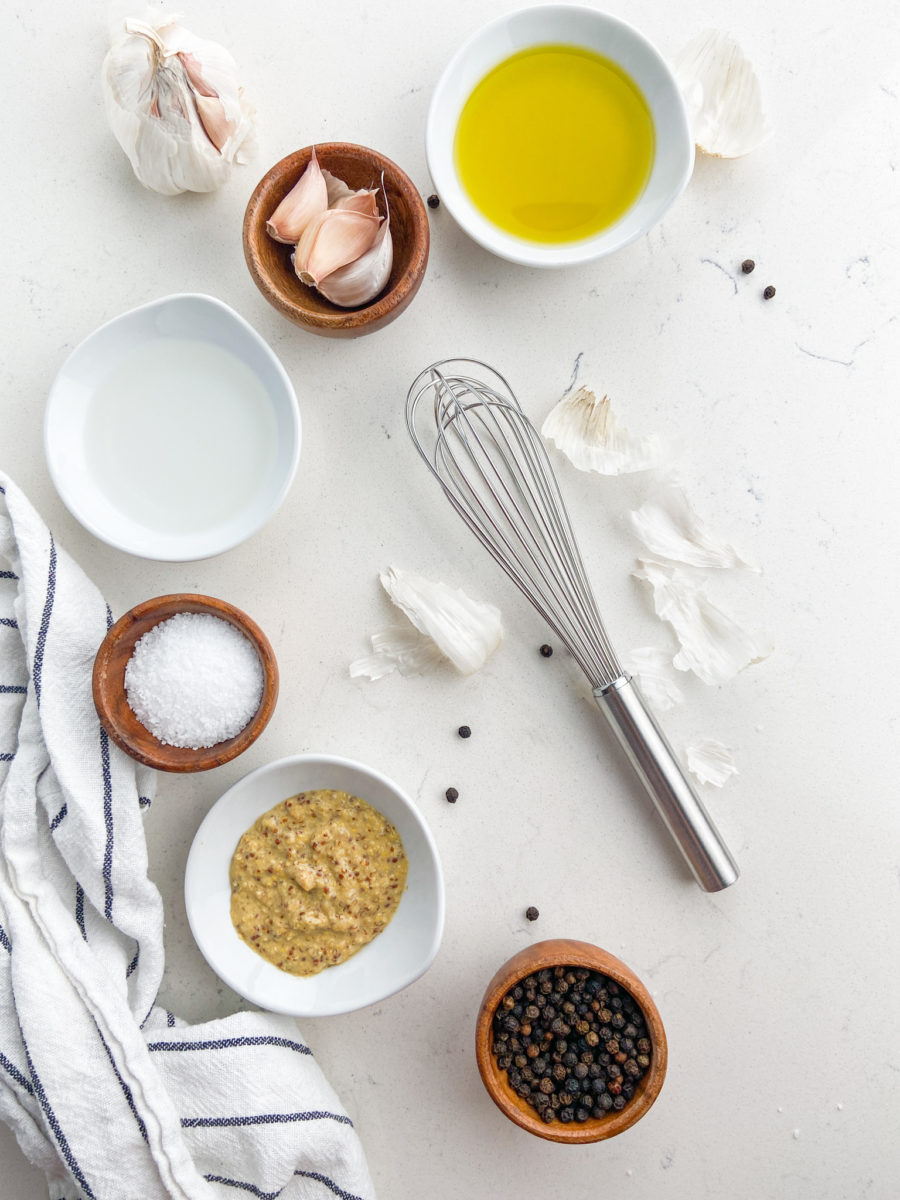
[
  {"left": 674, "top": 30, "right": 771, "bottom": 159},
  {"left": 633, "top": 558, "right": 771, "bottom": 685},
  {"left": 686, "top": 738, "right": 739, "bottom": 787},
  {"left": 102, "top": 14, "right": 255, "bottom": 195},
  {"left": 630, "top": 485, "right": 756, "bottom": 570},
  {"left": 294, "top": 208, "right": 380, "bottom": 287},
  {"left": 379, "top": 567, "right": 503, "bottom": 676},
  {"left": 317, "top": 177, "right": 393, "bottom": 308},
  {"left": 624, "top": 646, "right": 684, "bottom": 712},
  {"left": 349, "top": 626, "right": 445, "bottom": 681},
  {"left": 266, "top": 147, "right": 328, "bottom": 244},
  {"left": 541, "top": 387, "right": 670, "bottom": 475}
]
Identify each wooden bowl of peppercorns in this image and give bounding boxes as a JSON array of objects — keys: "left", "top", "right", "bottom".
[{"left": 475, "top": 939, "right": 667, "bottom": 1143}]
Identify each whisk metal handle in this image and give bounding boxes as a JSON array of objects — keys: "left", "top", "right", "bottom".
[{"left": 594, "top": 677, "right": 739, "bottom": 892}]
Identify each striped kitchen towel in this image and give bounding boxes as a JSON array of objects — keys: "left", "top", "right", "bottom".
[{"left": 0, "top": 474, "right": 376, "bottom": 1200}]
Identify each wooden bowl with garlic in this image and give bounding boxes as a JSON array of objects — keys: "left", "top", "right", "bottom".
[{"left": 243, "top": 143, "right": 430, "bottom": 337}]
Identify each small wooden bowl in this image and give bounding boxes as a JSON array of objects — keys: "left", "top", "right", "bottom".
[
  {"left": 92, "top": 594, "right": 279, "bottom": 773},
  {"left": 476, "top": 939, "right": 667, "bottom": 1143},
  {"left": 243, "top": 143, "right": 430, "bottom": 338}
]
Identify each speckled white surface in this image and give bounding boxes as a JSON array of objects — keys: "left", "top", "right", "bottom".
[{"left": 2, "top": 1, "right": 900, "bottom": 1196}]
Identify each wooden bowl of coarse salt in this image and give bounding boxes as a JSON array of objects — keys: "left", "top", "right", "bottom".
[{"left": 92, "top": 594, "right": 278, "bottom": 773}]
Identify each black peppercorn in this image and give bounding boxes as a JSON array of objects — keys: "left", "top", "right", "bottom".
[
  {"left": 427, "top": 193, "right": 440, "bottom": 209},
  {"left": 457, "top": 725, "right": 472, "bottom": 738},
  {"left": 539, "top": 643, "right": 553, "bottom": 657},
  {"left": 741, "top": 258, "right": 755, "bottom": 274},
  {"left": 525, "top": 906, "right": 540, "bottom": 922},
  {"left": 763, "top": 285, "right": 776, "bottom": 299},
  {"left": 445, "top": 787, "right": 459, "bottom": 803}
]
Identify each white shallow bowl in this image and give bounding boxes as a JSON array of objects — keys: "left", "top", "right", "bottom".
[
  {"left": 426, "top": 4, "right": 694, "bottom": 267},
  {"left": 185, "top": 754, "right": 445, "bottom": 1016},
  {"left": 44, "top": 293, "right": 301, "bottom": 561}
]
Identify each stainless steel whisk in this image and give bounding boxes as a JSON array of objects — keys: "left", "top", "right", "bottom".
[{"left": 406, "top": 359, "right": 738, "bottom": 892}]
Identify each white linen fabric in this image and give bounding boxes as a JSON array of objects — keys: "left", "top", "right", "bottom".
[{"left": 0, "top": 474, "right": 376, "bottom": 1200}]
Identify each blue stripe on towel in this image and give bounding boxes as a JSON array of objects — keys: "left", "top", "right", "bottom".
[
  {"left": 138, "top": 795, "right": 152, "bottom": 808},
  {"left": 33, "top": 533, "right": 57, "bottom": 708},
  {"left": 295, "top": 1170, "right": 367, "bottom": 1200},
  {"left": 75, "top": 883, "right": 86, "bottom": 940},
  {"left": 0, "top": 684, "right": 27, "bottom": 694},
  {"left": 125, "top": 946, "right": 140, "bottom": 978},
  {"left": 0, "top": 570, "right": 17, "bottom": 579},
  {"left": 20, "top": 1033, "right": 96, "bottom": 1199},
  {"left": 50, "top": 802, "right": 67, "bottom": 831},
  {"left": 0, "top": 752, "right": 14, "bottom": 761},
  {"left": 148, "top": 1035, "right": 311, "bottom": 1057},
  {"left": 203, "top": 1175, "right": 285, "bottom": 1200},
  {"left": 93, "top": 1021, "right": 148, "bottom": 1143},
  {"left": 0, "top": 923, "right": 11, "bottom": 953},
  {"left": 0, "top": 617, "right": 18, "bottom": 628},
  {"left": 166, "top": 1010, "right": 176, "bottom": 1027},
  {"left": 181, "top": 1111, "right": 353, "bottom": 1130},
  {"left": 99, "top": 727, "right": 114, "bottom": 921},
  {"left": 1, "top": 1051, "right": 35, "bottom": 1096}
]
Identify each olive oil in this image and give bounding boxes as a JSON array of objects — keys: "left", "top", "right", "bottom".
[{"left": 454, "top": 44, "right": 655, "bottom": 244}]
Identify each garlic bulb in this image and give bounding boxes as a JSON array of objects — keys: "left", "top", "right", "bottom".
[
  {"left": 102, "top": 14, "right": 255, "bottom": 195},
  {"left": 541, "top": 386, "right": 670, "bottom": 475},
  {"left": 267, "top": 148, "right": 327, "bottom": 244},
  {"left": 674, "top": 30, "right": 771, "bottom": 159}
]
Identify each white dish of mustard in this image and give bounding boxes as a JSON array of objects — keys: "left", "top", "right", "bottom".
[{"left": 185, "top": 753, "right": 444, "bottom": 1016}]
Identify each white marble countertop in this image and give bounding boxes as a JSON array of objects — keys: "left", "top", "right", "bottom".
[{"left": 2, "top": 1, "right": 899, "bottom": 1196}]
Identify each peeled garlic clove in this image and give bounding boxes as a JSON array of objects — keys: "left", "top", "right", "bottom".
[
  {"left": 674, "top": 30, "right": 771, "bottom": 158},
  {"left": 541, "top": 386, "right": 670, "bottom": 475},
  {"left": 294, "top": 208, "right": 380, "bottom": 287},
  {"left": 317, "top": 207, "right": 393, "bottom": 308},
  {"left": 266, "top": 148, "right": 328, "bottom": 244}
]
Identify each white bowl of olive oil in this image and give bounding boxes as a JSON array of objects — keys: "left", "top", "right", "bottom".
[
  {"left": 427, "top": 5, "right": 693, "bottom": 267},
  {"left": 44, "top": 294, "right": 300, "bottom": 561}
]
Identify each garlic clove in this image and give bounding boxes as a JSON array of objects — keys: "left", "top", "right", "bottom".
[
  {"left": 317, "top": 221, "right": 393, "bottom": 308},
  {"left": 332, "top": 189, "right": 380, "bottom": 220},
  {"left": 177, "top": 50, "right": 234, "bottom": 151},
  {"left": 674, "top": 30, "right": 771, "bottom": 159},
  {"left": 294, "top": 208, "right": 380, "bottom": 287},
  {"left": 266, "top": 147, "right": 328, "bottom": 244},
  {"left": 317, "top": 178, "right": 393, "bottom": 308},
  {"left": 541, "top": 386, "right": 671, "bottom": 475}
]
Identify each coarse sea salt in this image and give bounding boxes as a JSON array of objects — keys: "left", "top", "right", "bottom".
[{"left": 124, "top": 612, "right": 263, "bottom": 749}]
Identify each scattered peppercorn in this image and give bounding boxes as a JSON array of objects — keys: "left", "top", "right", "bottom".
[
  {"left": 741, "top": 258, "right": 755, "bottom": 274},
  {"left": 763, "top": 285, "right": 776, "bottom": 299},
  {"left": 457, "top": 725, "right": 472, "bottom": 739},
  {"left": 427, "top": 193, "right": 440, "bottom": 209},
  {"left": 445, "top": 787, "right": 459, "bottom": 803},
  {"left": 525, "top": 906, "right": 540, "bottom": 922},
  {"left": 490, "top": 965, "right": 652, "bottom": 1125},
  {"left": 539, "top": 644, "right": 553, "bottom": 657}
]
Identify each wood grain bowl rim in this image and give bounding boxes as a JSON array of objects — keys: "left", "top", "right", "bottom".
[
  {"left": 475, "top": 938, "right": 668, "bottom": 1143},
  {"left": 242, "top": 142, "right": 430, "bottom": 336},
  {"left": 92, "top": 594, "right": 279, "bottom": 773}
]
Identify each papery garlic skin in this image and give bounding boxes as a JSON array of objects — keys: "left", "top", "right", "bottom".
[
  {"left": 624, "top": 646, "right": 684, "bottom": 711},
  {"left": 102, "top": 15, "right": 255, "bottom": 195},
  {"left": 294, "top": 208, "right": 380, "bottom": 287},
  {"left": 674, "top": 30, "right": 771, "bottom": 159},
  {"left": 541, "top": 387, "right": 670, "bottom": 475},
  {"left": 379, "top": 567, "right": 503, "bottom": 676},
  {"left": 633, "top": 558, "right": 771, "bottom": 686},
  {"left": 349, "top": 626, "right": 445, "bottom": 681},
  {"left": 266, "top": 148, "right": 328, "bottom": 244},
  {"left": 686, "top": 738, "right": 739, "bottom": 787},
  {"left": 630, "top": 485, "right": 756, "bottom": 570}
]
